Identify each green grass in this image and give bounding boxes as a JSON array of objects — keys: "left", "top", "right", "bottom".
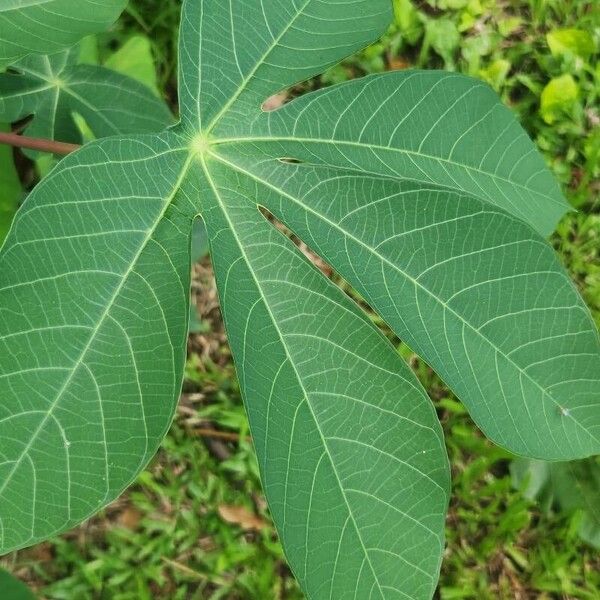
[{"left": 1, "top": 0, "right": 599, "bottom": 598}]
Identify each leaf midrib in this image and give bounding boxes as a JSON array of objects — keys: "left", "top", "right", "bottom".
[
  {"left": 200, "top": 155, "right": 395, "bottom": 600},
  {"left": 211, "top": 136, "right": 564, "bottom": 208},
  {"left": 209, "top": 150, "right": 599, "bottom": 452},
  {"left": 0, "top": 83, "right": 53, "bottom": 102},
  {"left": 202, "top": 0, "right": 313, "bottom": 135}
]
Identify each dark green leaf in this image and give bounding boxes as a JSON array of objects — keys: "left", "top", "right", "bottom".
[
  {"left": 0, "top": 47, "right": 173, "bottom": 152},
  {"left": 0, "top": 568, "right": 36, "bottom": 600}
]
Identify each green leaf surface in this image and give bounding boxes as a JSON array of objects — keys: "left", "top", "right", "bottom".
[
  {"left": 0, "top": 131, "right": 195, "bottom": 554},
  {"left": 177, "top": 0, "right": 393, "bottom": 131},
  {"left": 0, "top": 0, "right": 127, "bottom": 69},
  {"left": 201, "top": 161, "right": 450, "bottom": 598},
  {"left": 207, "top": 154, "right": 600, "bottom": 459},
  {"left": 214, "top": 71, "right": 568, "bottom": 236},
  {"left": 0, "top": 568, "right": 36, "bottom": 600},
  {"left": 0, "top": 47, "right": 173, "bottom": 152},
  {"left": 540, "top": 74, "right": 579, "bottom": 125},
  {"left": 191, "top": 219, "right": 209, "bottom": 262},
  {"left": 1, "top": 1, "right": 599, "bottom": 598}
]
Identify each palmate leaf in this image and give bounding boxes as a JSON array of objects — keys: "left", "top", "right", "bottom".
[
  {"left": 0, "top": 1, "right": 599, "bottom": 598},
  {"left": 0, "top": 0, "right": 127, "bottom": 69},
  {"left": 0, "top": 47, "right": 173, "bottom": 152}
]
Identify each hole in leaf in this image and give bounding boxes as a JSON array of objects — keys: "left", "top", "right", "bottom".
[
  {"left": 257, "top": 205, "right": 404, "bottom": 348},
  {"left": 261, "top": 81, "right": 318, "bottom": 112},
  {"left": 261, "top": 92, "right": 289, "bottom": 112},
  {"left": 258, "top": 206, "right": 331, "bottom": 278}
]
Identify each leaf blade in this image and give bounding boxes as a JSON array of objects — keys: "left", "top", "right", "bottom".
[
  {"left": 0, "top": 50, "right": 173, "bottom": 152},
  {"left": 207, "top": 150, "right": 600, "bottom": 460},
  {"left": 0, "top": 568, "right": 36, "bottom": 600},
  {"left": 0, "top": 132, "right": 195, "bottom": 552},
  {"left": 200, "top": 156, "right": 450, "bottom": 599},
  {"left": 178, "top": 0, "right": 392, "bottom": 130},
  {"left": 213, "top": 72, "right": 569, "bottom": 236},
  {"left": 0, "top": 0, "right": 127, "bottom": 68}
]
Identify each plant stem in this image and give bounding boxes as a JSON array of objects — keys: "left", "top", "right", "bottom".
[
  {"left": 0, "top": 131, "right": 80, "bottom": 155},
  {"left": 195, "top": 427, "right": 250, "bottom": 443}
]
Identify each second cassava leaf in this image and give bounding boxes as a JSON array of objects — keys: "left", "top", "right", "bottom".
[{"left": 0, "top": 47, "right": 173, "bottom": 153}]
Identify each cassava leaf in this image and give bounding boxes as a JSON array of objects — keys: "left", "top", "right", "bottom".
[
  {"left": 0, "top": 568, "right": 36, "bottom": 600},
  {"left": 0, "top": 1, "right": 599, "bottom": 598},
  {"left": 214, "top": 71, "right": 568, "bottom": 237},
  {"left": 0, "top": 47, "right": 173, "bottom": 153},
  {"left": 0, "top": 131, "right": 195, "bottom": 553},
  {"left": 0, "top": 0, "right": 127, "bottom": 69}
]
